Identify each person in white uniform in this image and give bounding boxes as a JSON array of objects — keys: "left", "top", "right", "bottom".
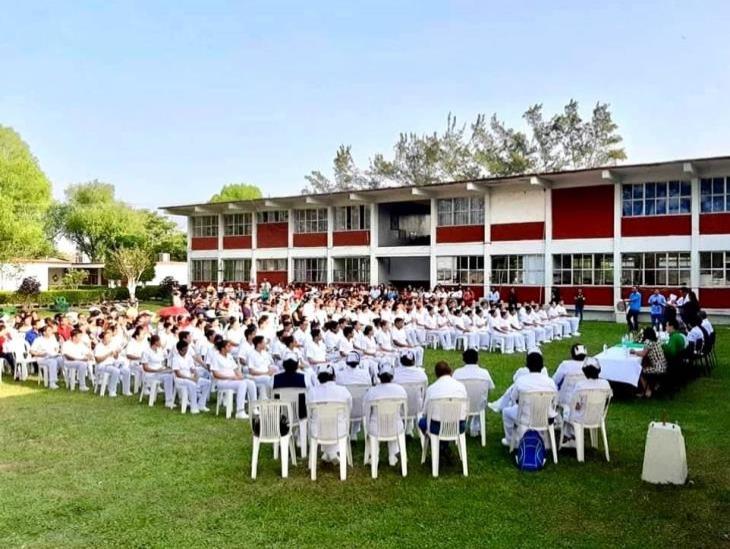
[
  {"left": 363, "top": 361, "right": 408, "bottom": 466},
  {"left": 210, "top": 339, "right": 257, "bottom": 419},
  {"left": 94, "top": 329, "right": 132, "bottom": 397},
  {"left": 335, "top": 351, "right": 372, "bottom": 438},
  {"left": 125, "top": 326, "right": 148, "bottom": 393},
  {"left": 560, "top": 357, "right": 612, "bottom": 444},
  {"left": 418, "top": 361, "right": 468, "bottom": 459},
  {"left": 499, "top": 352, "right": 557, "bottom": 446},
  {"left": 307, "top": 363, "right": 353, "bottom": 463},
  {"left": 452, "top": 348, "right": 495, "bottom": 437},
  {"left": 171, "top": 340, "right": 211, "bottom": 414},
  {"left": 552, "top": 344, "right": 588, "bottom": 407},
  {"left": 30, "top": 325, "right": 62, "bottom": 389},
  {"left": 247, "top": 335, "right": 276, "bottom": 399},
  {"left": 391, "top": 318, "right": 424, "bottom": 367},
  {"left": 61, "top": 328, "right": 91, "bottom": 391},
  {"left": 141, "top": 335, "right": 175, "bottom": 408}
]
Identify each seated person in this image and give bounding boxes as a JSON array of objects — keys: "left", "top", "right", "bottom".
[
  {"left": 662, "top": 319, "right": 687, "bottom": 361},
  {"left": 418, "top": 361, "right": 468, "bottom": 458},
  {"left": 393, "top": 350, "right": 428, "bottom": 385},
  {"left": 561, "top": 357, "right": 612, "bottom": 445},
  {"left": 498, "top": 352, "right": 558, "bottom": 447},
  {"left": 336, "top": 351, "right": 372, "bottom": 387},
  {"left": 171, "top": 340, "right": 211, "bottom": 414},
  {"left": 61, "top": 328, "right": 92, "bottom": 391},
  {"left": 362, "top": 362, "right": 408, "bottom": 467},
  {"left": 307, "top": 363, "right": 353, "bottom": 464},
  {"left": 452, "top": 348, "right": 495, "bottom": 437},
  {"left": 552, "top": 344, "right": 588, "bottom": 406},
  {"left": 141, "top": 335, "right": 175, "bottom": 409},
  {"left": 273, "top": 356, "right": 308, "bottom": 440},
  {"left": 630, "top": 327, "right": 668, "bottom": 398}
]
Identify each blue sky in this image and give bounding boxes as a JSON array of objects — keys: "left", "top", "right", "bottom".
[{"left": 1, "top": 1, "right": 729, "bottom": 210}]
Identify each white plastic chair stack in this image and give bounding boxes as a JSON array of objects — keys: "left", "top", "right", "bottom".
[
  {"left": 400, "top": 382, "right": 426, "bottom": 436},
  {"left": 462, "top": 379, "right": 491, "bottom": 447},
  {"left": 559, "top": 388, "right": 612, "bottom": 462},
  {"left": 250, "top": 400, "right": 297, "bottom": 480},
  {"left": 363, "top": 397, "right": 408, "bottom": 478},
  {"left": 509, "top": 390, "right": 559, "bottom": 464},
  {"left": 308, "top": 402, "right": 352, "bottom": 481},
  {"left": 272, "top": 388, "right": 308, "bottom": 458},
  {"left": 344, "top": 384, "right": 370, "bottom": 441},
  {"left": 420, "top": 397, "right": 468, "bottom": 477}
]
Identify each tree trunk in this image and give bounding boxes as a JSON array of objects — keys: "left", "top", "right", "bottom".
[{"left": 127, "top": 278, "right": 137, "bottom": 299}]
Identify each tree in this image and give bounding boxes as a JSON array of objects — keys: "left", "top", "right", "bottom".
[
  {"left": 303, "top": 145, "right": 371, "bottom": 194},
  {"left": 209, "top": 183, "right": 262, "bottom": 202},
  {"left": 141, "top": 210, "right": 187, "bottom": 261},
  {"left": 61, "top": 269, "right": 88, "bottom": 290},
  {"left": 105, "top": 246, "right": 153, "bottom": 299},
  {"left": 0, "top": 126, "right": 53, "bottom": 261},
  {"left": 17, "top": 276, "right": 41, "bottom": 305}
]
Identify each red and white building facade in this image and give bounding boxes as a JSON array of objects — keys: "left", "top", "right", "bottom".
[{"left": 163, "top": 156, "right": 730, "bottom": 317}]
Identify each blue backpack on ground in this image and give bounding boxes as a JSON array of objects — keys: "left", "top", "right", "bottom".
[{"left": 515, "top": 430, "right": 546, "bottom": 471}]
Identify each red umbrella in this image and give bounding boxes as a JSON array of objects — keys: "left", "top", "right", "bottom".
[{"left": 157, "top": 305, "right": 190, "bottom": 318}]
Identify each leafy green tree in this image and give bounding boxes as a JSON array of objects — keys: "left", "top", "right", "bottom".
[
  {"left": 104, "top": 246, "right": 153, "bottom": 298},
  {"left": 61, "top": 269, "right": 88, "bottom": 290},
  {"left": 209, "top": 183, "right": 262, "bottom": 202},
  {"left": 0, "top": 126, "right": 53, "bottom": 261},
  {"left": 141, "top": 210, "right": 187, "bottom": 261}
]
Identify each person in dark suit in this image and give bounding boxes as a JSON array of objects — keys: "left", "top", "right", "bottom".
[{"left": 273, "top": 357, "right": 307, "bottom": 418}]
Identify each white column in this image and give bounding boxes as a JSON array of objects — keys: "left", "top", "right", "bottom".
[
  {"left": 543, "top": 186, "right": 553, "bottom": 304},
  {"left": 613, "top": 182, "right": 622, "bottom": 321},
  {"left": 369, "top": 203, "right": 379, "bottom": 285},
  {"left": 429, "top": 197, "right": 437, "bottom": 290},
  {"left": 287, "top": 209, "right": 294, "bottom": 285},
  {"left": 250, "top": 212, "right": 258, "bottom": 286},
  {"left": 326, "top": 206, "right": 334, "bottom": 284},
  {"left": 216, "top": 214, "right": 224, "bottom": 286},
  {"left": 483, "top": 189, "right": 491, "bottom": 297},
  {"left": 690, "top": 177, "right": 700, "bottom": 294},
  {"left": 186, "top": 216, "right": 193, "bottom": 286}
]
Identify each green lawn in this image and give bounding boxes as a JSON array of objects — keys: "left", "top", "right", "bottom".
[{"left": 1, "top": 321, "right": 728, "bottom": 548}]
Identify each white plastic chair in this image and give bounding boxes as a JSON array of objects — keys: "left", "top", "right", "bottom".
[
  {"left": 509, "top": 390, "right": 559, "bottom": 464},
  {"left": 462, "top": 379, "right": 491, "bottom": 447},
  {"left": 272, "top": 387, "right": 309, "bottom": 458},
  {"left": 559, "top": 388, "right": 612, "bottom": 462},
  {"left": 420, "top": 397, "right": 468, "bottom": 477},
  {"left": 250, "top": 400, "right": 297, "bottom": 479},
  {"left": 12, "top": 340, "right": 37, "bottom": 381},
  {"left": 343, "top": 383, "right": 371, "bottom": 441},
  {"left": 558, "top": 372, "right": 587, "bottom": 408},
  {"left": 173, "top": 378, "right": 192, "bottom": 414},
  {"left": 363, "top": 397, "right": 408, "bottom": 478},
  {"left": 216, "top": 388, "right": 235, "bottom": 418},
  {"left": 139, "top": 375, "right": 164, "bottom": 407},
  {"left": 488, "top": 332, "right": 505, "bottom": 353},
  {"left": 308, "top": 401, "right": 352, "bottom": 481},
  {"left": 95, "top": 369, "right": 112, "bottom": 397},
  {"left": 454, "top": 334, "right": 469, "bottom": 351},
  {"left": 425, "top": 331, "right": 440, "bottom": 350},
  {"left": 399, "top": 381, "right": 426, "bottom": 436}
]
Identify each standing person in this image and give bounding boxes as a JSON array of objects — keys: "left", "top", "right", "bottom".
[
  {"left": 30, "top": 325, "right": 62, "bottom": 389},
  {"left": 648, "top": 289, "right": 667, "bottom": 330},
  {"left": 625, "top": 286, "right": 642, "bottom": 333},
  {"left": 507, "top": 287, "right": 518, "bottom": 309},
  {"left": 574, "top": 289, "right": 586, "bottom": 322}
]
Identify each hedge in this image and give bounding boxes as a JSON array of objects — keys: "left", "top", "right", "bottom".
[{"left": 0, "top": 287, "right": 130, "bottom": 307}]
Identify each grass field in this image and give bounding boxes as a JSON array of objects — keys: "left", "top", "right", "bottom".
[{"left": 1, "top": 321, "right": 728, "bottom": 548}]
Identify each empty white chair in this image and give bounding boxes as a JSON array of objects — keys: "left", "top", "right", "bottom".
[
  {"left": 363, "top": 397, "right": 408, "bottom": 478},
  {"left": 12, "top": 340, "right": 37, "bottom": 381},
  {"left": 559, "top": 388, "right": 612, "bottom": 462},
  {"left": 400, "top": 381, "right": 426, "bottom": 436},
  {"left": 272, "top": 387, "right": 308, "bottom": 458},
  {"left": 308, "top": 402, "right": 352, "bottom": 481},
  {"left": 420, "top": 397, "right": 468, "bottom": 477},
  {"left": 250, "top": 400, "right": 297, "bottom": 479},
  {"left": 508, "top": 390, "right": 559, "bottom": 464},
  {"left": 462, "top": 379, "right": 491, "bottom": 447},
  {"left": 343, "top": 383, "right": 370, "bottom": 441}
]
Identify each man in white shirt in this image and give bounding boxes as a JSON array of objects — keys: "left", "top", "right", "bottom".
[
  {"left": 171, "top": 340, "right": 211, "bottom": 414},
  {"left": 363, "top": 361, "right": 408, "bottom": 467},
  {"left": 561, "top": 357, "right": 612, "bottom": 444},
  {"left": 335, "top": 351, "right": 372, "bottom": 438},
  {"left": 307, "top": 363, "right": 353, "bottom": 463},
  {"left": 30, "top": 325, "right": 62, "bottom": 389},
  {"left": 452, "top": 348, "right": 495, "bottom": 437},
  {"left": 392, "top": 318, "right": 424, "bottom": 367},
  {"left": 61, "top": 328, "right": 91, "bottom": 391},
  {"left": 552, "top": 344, "right": 588, "bottom": 407}
]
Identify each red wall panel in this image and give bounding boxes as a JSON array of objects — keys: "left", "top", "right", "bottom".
[
  {"left": 436, "top": 225, "right": 484, "bottom": 243},
  {"left": 257, "top": 271, "right": 288, "bottom": 286},
  {"left": 222, "top": 235, "right": 252, "bottom": 249},
  {"left": 491, "top": 221, "right": 545, "bottom": 241},
  {"left": 190, "top": 237, "right": 218, "bottom": 251},
  {"left": 494, "top": 285, "right": 545, "bottom": 304},
  {"left": 621, "top": 215, "right": 691, "bottom": 237},
  {"left": 256, "top": 223, "right": 288, "bottom": 248},
  {"left": 552, "top": 186, "right": 614, "bottom": 239},
  {"left": 699, "top": 213, "right": 730, "bottom": 235},
  {"left": 293, "top": 232, "right": 327, "bottom": 247},
  {"left": 554, "top": 286, "right": 613, "bottom": 307},
  {"left": 699, "top": 288, "right": 730, "bottom": 308},
  {"left": 333, "top": 230, "right": 370, "bottom": 246}
]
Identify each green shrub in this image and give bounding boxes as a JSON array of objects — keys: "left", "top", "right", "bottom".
[
  {"left": 135, "top": 285, "right": 163, "bottom": 301},
  {"left": 0, "top": 287, "right": 131, "bottom": 307}
]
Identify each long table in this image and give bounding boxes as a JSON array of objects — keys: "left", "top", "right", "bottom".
[{"left": 594, "top": 345, "right": 643, "bottom": 387}]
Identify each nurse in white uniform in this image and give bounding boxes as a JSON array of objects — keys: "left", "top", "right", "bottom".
[
  {"left": 211, "top": 339, "right": 257, "bottom": 419},
  {"left": 363, "top": 361, "right": 408, "bottom": 466},
  {"left": 94, "top": 329, "right": 132, "bottom": 397},
  {"left": 61, "top": 328, "right": 91, "bottom": 391},
  {"left": 141, "top": 335, "right": 175, "bottom": 408},
  {"left": 30, "top": 325, "right": 62, "bottom": 389},
  {"left": 171, "top": 340, "right": 211, "bottom": 414}
]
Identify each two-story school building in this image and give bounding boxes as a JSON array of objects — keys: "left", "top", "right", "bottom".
[{"left": 162, "top": 155, "right": 730, "bottom": 318}]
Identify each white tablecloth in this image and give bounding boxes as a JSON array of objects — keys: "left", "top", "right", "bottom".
[{"left": 594, "top": 346, "right": 643, "bottom": 387}]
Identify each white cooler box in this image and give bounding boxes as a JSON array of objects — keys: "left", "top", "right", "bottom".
[{"left": 641, "top": 421, "right": 687, "bottom": 485}]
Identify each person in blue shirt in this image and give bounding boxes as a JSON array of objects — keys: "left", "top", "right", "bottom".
[
  {"left": 648, "top": 289, "right": 667, "bottom": 330},
  {"left": 625, "top": 286, "right": 642, "bottom": 333}
]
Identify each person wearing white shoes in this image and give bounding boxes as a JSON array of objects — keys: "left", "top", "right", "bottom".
[
  {"left": 363, "top": 361, "right": 408, "bottom": 467},
  {"left": 307, "top": 363, "right": 352, "bottom": 463},
  {"left": 141, "top": 335, "right": 176, "bottom": 408},
  {"left": 95, "top": 329, "right": 132, "bottom": 397},
  {"left": 171, "top": 340, "right": 211, "bottom": 414},
  {"left": 247, "top": 335, "right": 276, "bottom": 399},
  {"left": 61, "top": 328, "right": 91, "bottom": 391},
  {"left": 30, "top": 325, "right": 62, "bottom": 389},
  {"left": 125, "top": 326, "right": 148, "bottom": 393},
  {"left": 211, "top": 339, "right": 256, "bottom": 419}
]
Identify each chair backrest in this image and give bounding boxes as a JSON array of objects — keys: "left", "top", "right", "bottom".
[
  {"left": 426, "top": 397, "right": 467, "bottom": 440},
  {"left": 252, "top": 400, "right": 292, "bottom": 442},
  {"left": 272, "top": 387, "right": 307, "bottom": 423},
  {"left": 344, "top": 384, "right": 371, "bottom": 419},
  {"left": 461, "top": 379, "right": 491, "bottom": 414},
  {"left": 516, "top": 390, "right": 557, "bottom": 430},
  {"left": 308, "top": 401, "right": 350, "bottom": 443},
  {"left": 368, "top": 397, "right": 406, "bottom": 439},
  {"left": 399, "top": 381, "right": 426, "bottom": 419},
  {"left": 559, "top": 372, "right": 586, "bottom": 402},
  {"left": 570, "top": 388, "right": 611, "bottom": 428}
]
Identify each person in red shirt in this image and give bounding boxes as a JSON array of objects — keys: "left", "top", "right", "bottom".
[
  {"left": 462, "top": 288, "right": 475, "bottom": 308},
  {"left": 56, "top": 315, "right": 72, "bottom": 342}
]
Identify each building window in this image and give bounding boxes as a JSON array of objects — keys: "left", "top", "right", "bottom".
[
  {"left": 256, "top": 258, "right": 287, "bottom": 272},
  {"left": 191, "top": 216, "right": 218, "bottom": 237},
  {"left": 700, "top": 176, "right": 729, "bottom": 213},
  {"left": 700, "top": 251, "right": 730, "bottom": 286},
  {"left": 223, "top": 213, "right": 252, "bottom": 236},
  {"left": 294, "top": 208, "right": 328, "bottom": 233},
  {"left": 621, "top": 252, "right": 691, "bottom": 286},
  {"left": 191, "top": 259, "right": 217, "bottom": 282},
  {"left": 553, "top": 254, "right": 614, "bottom": 285},
  {"left": 256, "top": 210, "right": 289, "bottom": 224},
  {"left": 491, "top": 255, "right": 545, "bottom": 285},
  {"left": 222, "top": 259, "right": 251, "bottom": 282},
  {"left": 436, "top": 197, "right": 484, "bottom": 226},
  {"left": 333, "top": 257, "right": 370, "bottom": 283},
  {"left": 436, "top": 256, "right": 485, "bottom": 285},
  {"left": 335, "top": 205, "right": 370, "bottom": 231},
  {"left": 293, "top": 258, "right": 327, "bottom": 283},
  {"left": 622, "top": 181, "right": 691, "bottom": 217}
]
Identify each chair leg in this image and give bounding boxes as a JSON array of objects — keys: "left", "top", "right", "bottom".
[
  {"left": 338, "top": 439, "right": 348, "bottom": 481},
  {"left": 310, "top": 441, "right": 317, "bottom": 480},
  {"left": 288, "top": 436, "right": 297, "bottom": 467},
  {"left": 300, "top": 421, "right": 308, "bottom": 459},
  {"left": 420, "top": 430, "right": 428, "bottom": 464},
  {"left": 398, "top": 433, "right": 408, "bottom": 477},
  {"left": 459, "top": 434, "right": 468, "bottom": 477},
  {"left": 480, "top": 410, "right": 486, "bottom": 447},
  {"left": 281, "top": 435, "right": 290, "bottom": 478},
  {"left": 226, "top": 392, "right": 233, "bottom": 419},
  {"left": 430, "top": 435, "right": 439, "bottom": 478},
  {"left": 363, "top": 435, "right": 370, "bottom": 465},
  {"left": 589, "top": 428, "right": 598, "bottom": 449},
  {"left": 548, "top": 426, "right": 558, "bottom": 464},
  {"left": 575, "top": 426, "right": 585, "bottom": 462},
  {"left": 148, "top": 381, "right": 159, "bottom": 407},
  {"left": 273, "top": 442, "right": 279, "bottom": 460},
  {"left": 370, "top": 436, "right": 379, "bottom": 479},
  {"left": 251, "top": 437, "right": 260, "bottom": 480},
  {"left": 601, "top": 422, "right": 610, "bottom": 462}
]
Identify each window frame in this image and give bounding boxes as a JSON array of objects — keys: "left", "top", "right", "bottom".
[
  {"left": 222, "top": 258, "right": 251, "bottom": 282},
  {"left": 552, "top": 253, "right": 614, "bottom": 286},
  {"left": 620, "top": 252, "right": 691, "bottom": 286},
  {"left": 334, "top": 205, "right": 371, "bottom": 231},
  {"left": 256, "top": 258, "right": 287, "bottom": 272},
  {"left": 191, "top": 215, "right": 219, "bottom": 238},
  {"left": 293, "top": 208, "right": 328, "bottom": 234},
  {"left": 256, "top": 210, "right": 289, "bottom": 224},
  {"left": 621, "top": 181, "right": 692, "bottom": 217},
  {"left": 293, "top": 257, "right": 327, "bottom": 283},
  {"left": 700, "top": 176, "right": 729, "bottom": 213},
  {"left": 436, "top": 256, "right": 485, "bottom": 285},
  {"left": 191, "top": 259, "right": 217, "bottom": 282},
  {"left": 333, "top": 257, "right": 370, "bottom": 283},
  {"left": 491, "top": 254, "right": 545, "bottom": 285},
  {"left": 223, "top": 213, "right": 252, "bottom": 236},
  {"left": 436, "top": 196, "right": 485, "bottom": 227},
  {"left": 700, "top": 251, "right": 730, "bottom": 287}
]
